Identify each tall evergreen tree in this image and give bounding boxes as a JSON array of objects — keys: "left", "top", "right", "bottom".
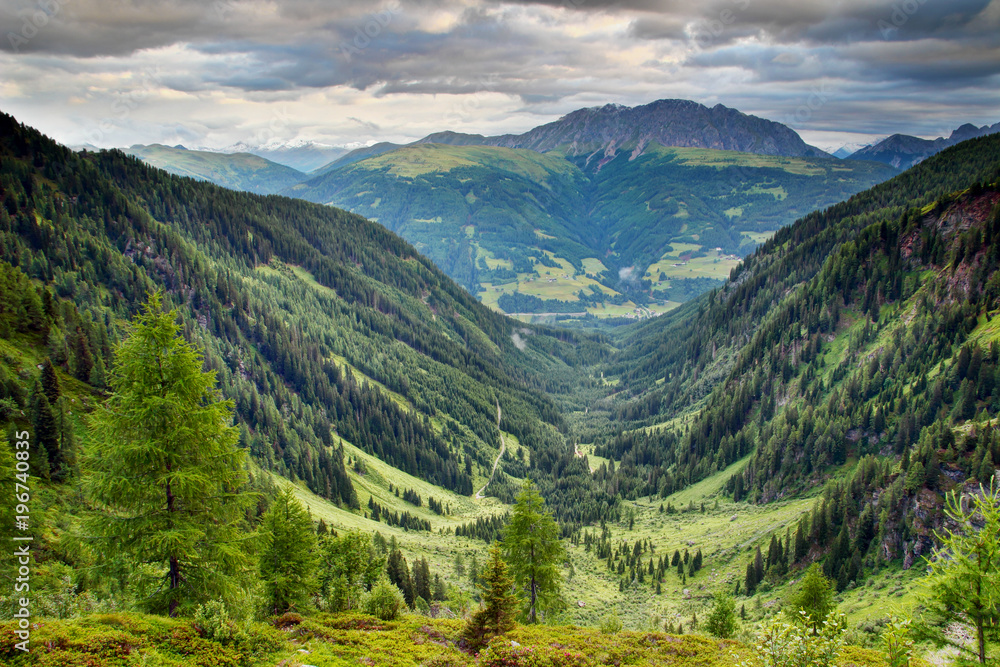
[
  {"left": 30, "top": 383, "right": 59, "bottom": 477},
  {"left": 412, "top": 556, "right": 432, "bottom": 603},
  {"left": 386, "top": 548, "right": 414, "bottom": 606},
  {"left": 503, "top": 479, "right": 565, "bottom": 623},
  {"left": 259, "top": 488, "right": 318, "bottom": 615},
  {"left": 71, "top": 327, "right": 93, "bottom": 382},
  {"left": 84, "top": 294, "right": 252, "bottom": 617},
  {"left": 40, "top": 358, "right": 60, "bottom": 403}
]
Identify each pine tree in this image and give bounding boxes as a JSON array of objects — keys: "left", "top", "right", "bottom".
[
  {"left": 504, "top": 479, "right": 565, "bottom": 623},
  {"left": 462, "top": 542, "right": 518, "bottom": 651},
  {"left": 259, "top": 488, "right": 318, "bottom": 615},
  {"left": 84, "top": 294, "right": 251, "bottom": 617}
]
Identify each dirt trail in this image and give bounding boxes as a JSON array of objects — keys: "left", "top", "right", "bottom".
[{"left": 475, "top": 400, "right": 505, "bottom": 499}]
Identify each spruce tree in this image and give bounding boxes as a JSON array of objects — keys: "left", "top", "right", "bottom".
[
  {"left": 71, "top": 327, "right": 93, "bottom": 381},
  {"left": 386, "top": 547, "right": 414, "bottom": 606},
  {"left": 40, "top": 358, "right": 60, "bottom": 403},
  {"left": 84, "top": 294, "right": 251, "bottom": 617},
  {"left": 413, "top": 556, "right": 432, "bottom": 602},
  {"left": 504, "top": 479, "right": 565, "bottom": 623},
  {"left": 259, "top": 488, "right": 317, "bottom": 615},
  {"left": 30, "top": 383, "right": 59, "bottom": 477},
  {"left": 462, "top": 542, "right": 518, "bottom": 651}
]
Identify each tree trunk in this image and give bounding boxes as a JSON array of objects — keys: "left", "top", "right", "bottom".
[
  {"left": 169, "top": 556, "right": 180, "bottom": 617},
  {"left": 528, "top": 575, "right": 538, "bottom": 623},
  {"left": 977, "top": 617, "right": 985, "bottom": 664},
  {"left": 529, "top": 543, "right": 537, "bottom": 623},
  {"left": 166, "top": 475, "right": 179, "bottom": 617}
]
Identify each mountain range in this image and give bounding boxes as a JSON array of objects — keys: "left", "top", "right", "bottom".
[
  {"left": 112, "top": 102, "right": 995, "bottom": 323},
  {"left": 848, "top": 121, "right": 1000, "bottom": 169},
  {"left": 222, "top": 140, "right": 350, "bottom": 172}
]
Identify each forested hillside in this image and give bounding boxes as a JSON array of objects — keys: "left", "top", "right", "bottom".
[
  {"left": 0, "top": 111, "right": 596, "bottom": 510},
  {"left": 290, "top": 142, "right": 894, "bottom": 316}
]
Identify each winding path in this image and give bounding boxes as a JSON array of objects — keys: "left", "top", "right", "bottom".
[{"left": 475, "top": 400, "right": 505, "bottom": 499}]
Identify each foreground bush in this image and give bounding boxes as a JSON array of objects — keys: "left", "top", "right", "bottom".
[
  {"left": 362, "top": 577, "right": 407, "bottom": 621},
  {"left": 0, "top": 613, "right": 285, "bottom": 666}
]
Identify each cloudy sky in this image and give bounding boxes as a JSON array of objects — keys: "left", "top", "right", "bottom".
[{"left": 1, "top": 0, "right": 998, "bottom": 153}]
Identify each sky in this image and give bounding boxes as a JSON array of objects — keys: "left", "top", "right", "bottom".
[{"left": 1, "top": 0, "right": 998, "bottom": 153}]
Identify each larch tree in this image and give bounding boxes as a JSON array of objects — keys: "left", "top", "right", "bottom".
[
  {"left": 259, "top": 487, "right": 318, "bottom": 615},
  {"left": 706, "top": 591, "right": 738, "bottom": 639},
  {"left": 84, "top": 293, "right": 252, "bottom": 617},
  {"left": 919, "top": 480, "right": 1000, "bottom": 664},
  {"left": 320, "top": 530, "right": 386, "bottom": 611},
  {"left": 503, "top": 479, "right": 566, "bottom": 623},
  {"left": 790, "top": 563, "right": 835, "bottom": 634}
]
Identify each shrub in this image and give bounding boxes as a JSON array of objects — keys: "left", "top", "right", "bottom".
[
  {"left": 362, "top": 578, "right": 406, "bottom": 621},
  {"left": 273, "top": 612, "right": 303, "bottom": 629},
  {"left": 735, "top": 611, "right": 846, "bottom": 667},
  {"left": 479, "top": 637, "right": 590, "bottom": 667},
  {"left": 881, "top": 617, "right": 914, "bottom": 667},
  {"left": 598, "top": 611, "right": 623, "bottom": 635},
  {"left": 193, "top": 599, "right": 235, "bottom": 643}
]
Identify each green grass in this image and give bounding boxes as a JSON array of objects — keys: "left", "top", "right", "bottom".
[
  {"left": 647, "top": 145, "right": 830, "bottom": 177},
  {"left": 346, "top": 143, "right": 580, "bottom": 183},
  {"left": 479, "top": 252, "right": 656, "bottom": 319},
  {"left": 645, "top": 247, "right": 742, "bottom": 284}
]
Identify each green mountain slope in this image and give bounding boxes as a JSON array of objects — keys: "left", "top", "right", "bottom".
[
  {"left": 0, "top": 111, "right": 587, "bottom": 509},
  {"left": 124, "top": 143, "right": 309, "bottom": 194},
  {"left": 289, "top": 142, "right": 896, "bottom": 319}
]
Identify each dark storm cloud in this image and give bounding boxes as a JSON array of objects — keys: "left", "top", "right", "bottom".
[
  {"left": 3, "top": 0, "right": 996, "bottom": 95},
  {"left": 1, "top": 0, "right": 997, "bottom": 149}
]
